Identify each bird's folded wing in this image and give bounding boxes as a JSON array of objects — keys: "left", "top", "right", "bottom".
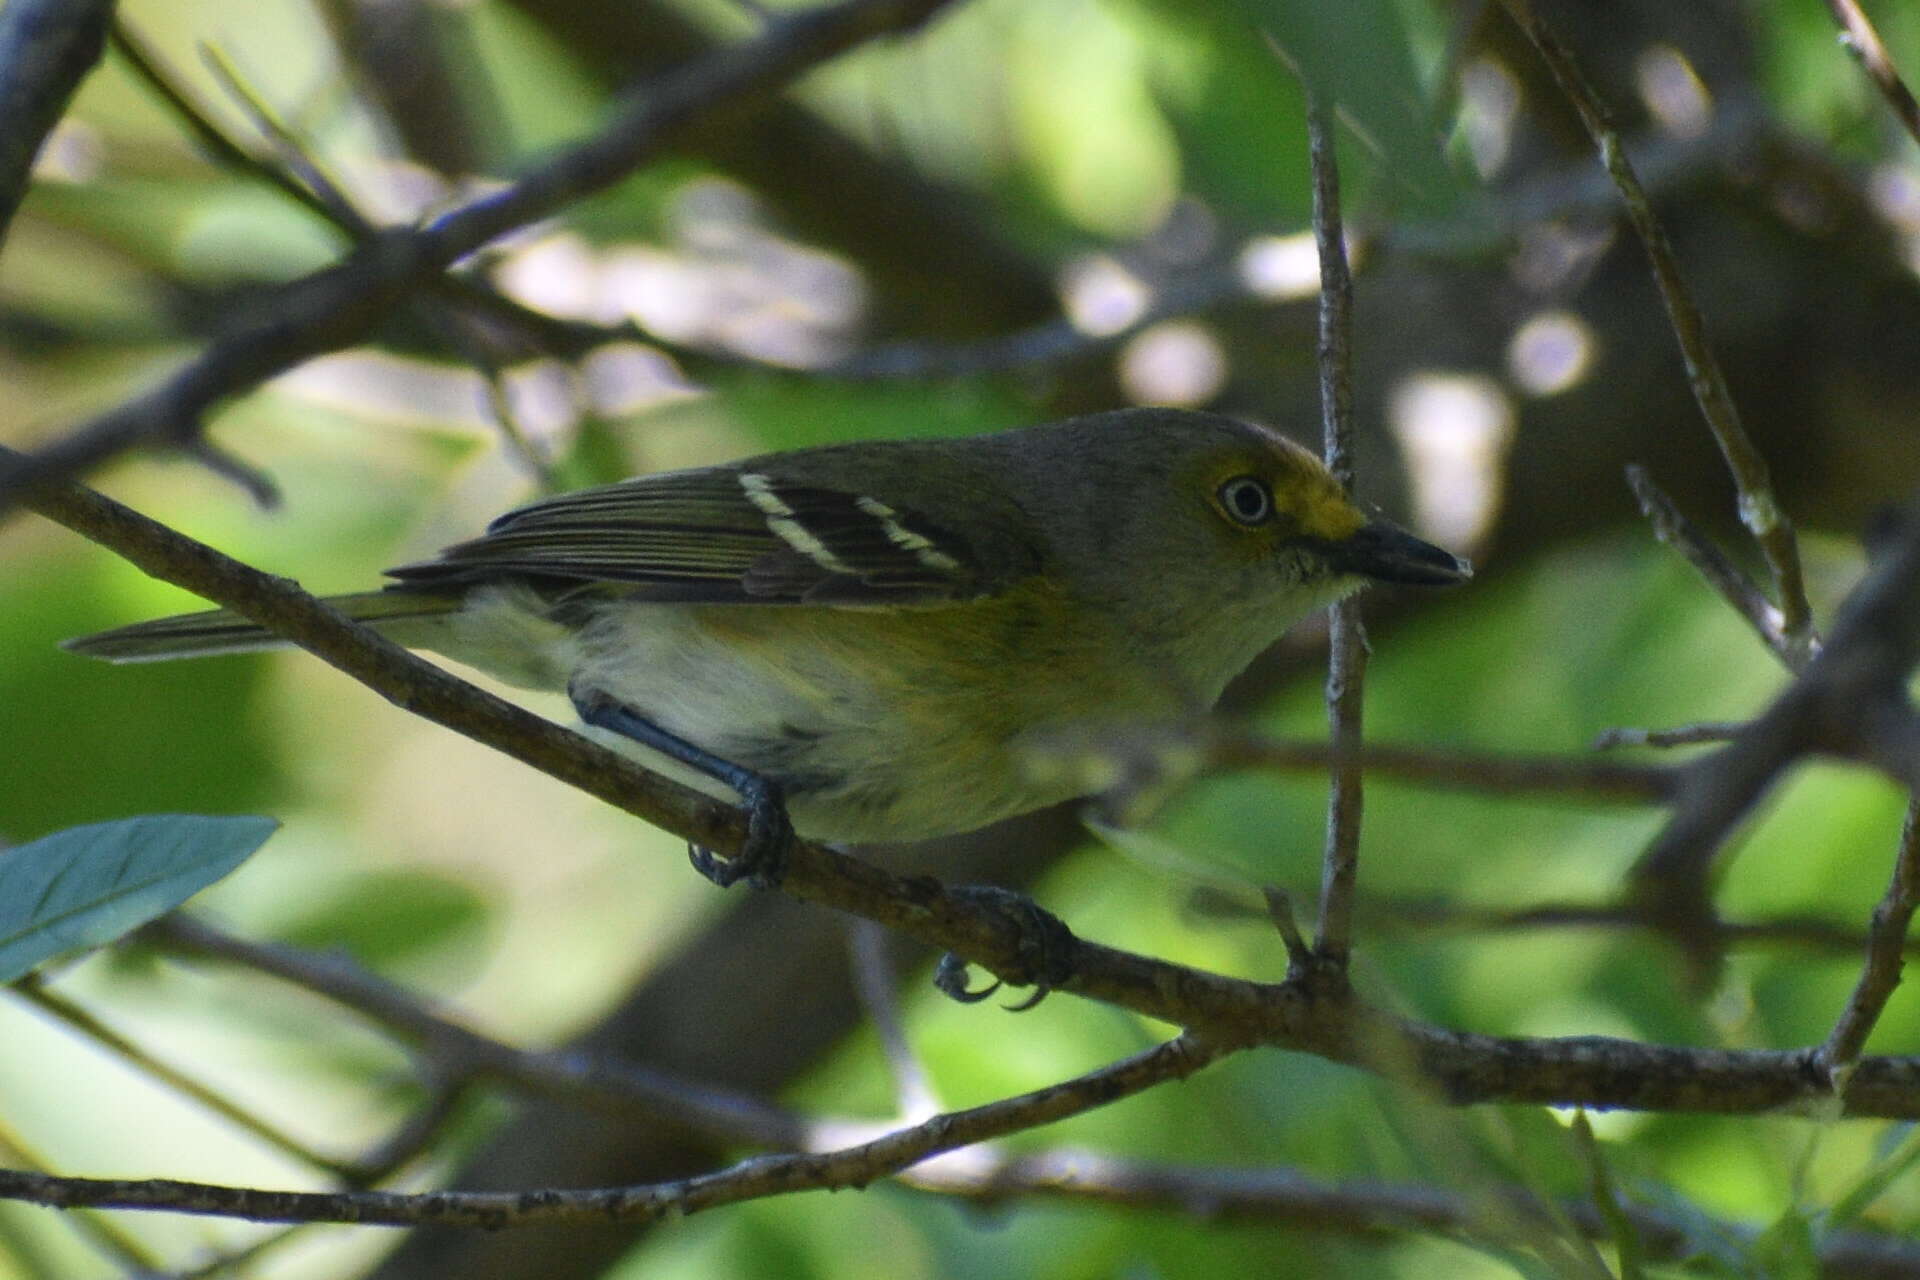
[{"left": 384, "top": 468, "right": 1010, "bottom": 605}]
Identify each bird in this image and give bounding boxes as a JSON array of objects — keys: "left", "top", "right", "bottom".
[{"left": 66, "top": 407, "right": 1469, "bottom": 887}]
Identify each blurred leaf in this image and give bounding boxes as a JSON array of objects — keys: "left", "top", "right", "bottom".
[
  {"left": 1625, "top": 1179, "right": 1757, "bottom": 1275},
  {"left": 268, "top": 868, "right": 489, "bottom": 973},
  {"left": 1009, "top": 2, "right": 1181, "bottom": 236},
  {"left": 719, "top": 376, "right": 1032, "bottom": 451},
  {"left": 1751, "top": 1203, "right": 1821, "bottom": 1277},
  {"left": 1216, "top": 0, "right": 1461, "bottom": 215},
  {"left": 1824, "top": 1123, "right": 1920, "bottom": 1236},
  {"left": 0, "top": 814, "right": 276, "bottom": 982}
]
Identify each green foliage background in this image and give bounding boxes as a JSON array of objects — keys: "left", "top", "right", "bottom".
[{"left": 4, "top": 0, "right": 1920, "bottom": 1276}]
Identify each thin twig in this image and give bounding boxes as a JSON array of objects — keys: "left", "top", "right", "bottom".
[
  {"left": 1632, "top": 496, "right": 1920, "bottom": 942},
  {"left": 1592, "top": 721, "right": 1744, "bottom": 751},
  {"left": 430, "top": 308, "right": 563, "bottom": 490},
  {"left": 1190, "top": 889, "right": 1920, "bottom": 958},
  {"left": 0, "top": 1113, "right": 166, "bottom": 1274},
  {"left": 898, "top": 1145, "right": 1920, "bottom": 1279},
  {"left": 0, "top": 0, "right": 963, "bottom": 510},
  {"left": 119, "top": 18, "right": 568, "bottom": 493},
  {"left": 1211, "top": 731, "right": 1674, "bottom": 802},
  {"left": 23, "top": 459, "right": 1920, "bottom": 1120},
  {"left": 1824, "top": 0, "right": 1920, "bottom": 149},
  {"left": 12, "top": 978, "right": 358, "bottom": 1181},
  {"left": 146, "top": 914, "right": 809, "bottom": 1150},
  {"left": 1262, "top": 886, "right": 1314, "bottom": 974},
  {"left": 1501, "top": 0, "right": 1815, "bottom": 663},
  {"left": 1625, "top": 465, "right": 1800, "bottom": 671},
  {"left": 109, "top": 20, "right": 325, "bottom": 221},
  {"left": 1305, "top": 91, "right": 1369, "bottom": 967},
  {"left": 847, "top": 920, "right": 939, "bottom": 1121},
  {"left": 1820, "top": 801, "right": 1920, "bottom": 1080},
  {"left": 0, "top": 1035, "right": 1220, "bottom": 1227},
  {"left": 198, "top": 42, "right": 374, "bottom": 235}
]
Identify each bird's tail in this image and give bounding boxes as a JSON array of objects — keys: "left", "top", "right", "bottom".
[{"left": 63, "top": 590, "right": 464, "bottom": 663}]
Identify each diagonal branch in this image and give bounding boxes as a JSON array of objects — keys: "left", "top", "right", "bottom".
[
  {"left": 20, "top": 452, "right": 1920, "bottom": 1121},
  {"left": 901, "top": 1146, "right": 1920, "bottom": 1278},
  {"left": 0, "top": 1035, "right": 1221, "bottom": 1227},
  {"left": 1500, "top": 0, "right": 1815, "bottom": 662},
  {"left": 1632, "top": 496, "right": 1920, "bottom": 931},
  {"left": 1824, "top": 0, "right": 1920, "bottom": 149},
  {"left": 1820, "top": 801, "right": 1920, "bottom": 1079},
  {"left": 0, "top": 0, "right": 115, "bottom": 249},
  {"left": 1626, "top": 466, "right": 1800, "bottom": 672},
  {"left": 145, "top": 913, "right": 810, "bottom": 1151},
  {"left": 0, "top": 0, "right": 963, "bottom": 510}
]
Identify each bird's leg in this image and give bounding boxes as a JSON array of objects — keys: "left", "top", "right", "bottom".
[
  {"left": 570, "top": 685, "right": 793, "bottom": 889},
  {"left": 933, "top": 885, "right": 1078, "bottom": 1011}
]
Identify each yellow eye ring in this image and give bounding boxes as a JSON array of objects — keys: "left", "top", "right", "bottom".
[{"left": 1217, "top": 475, "right": 1274, "bottom": 526}]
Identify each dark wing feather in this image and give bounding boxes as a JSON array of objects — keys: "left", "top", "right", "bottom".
[{"left": 384, "top": 468, "right": 997, "bottom": 605}]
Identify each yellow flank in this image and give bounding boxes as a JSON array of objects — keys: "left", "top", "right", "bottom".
[{"left": 688, "top": 576, "right": 1153, "bottom": 733}]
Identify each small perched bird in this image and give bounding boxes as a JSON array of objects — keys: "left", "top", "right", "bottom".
[{"left": 67, "top": 408, "right": 1468, "bottom": 885}]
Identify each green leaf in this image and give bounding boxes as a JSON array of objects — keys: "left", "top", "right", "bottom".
[
  {"left": 1229, "top": 0, "right": 1463, "bottom": 215},
  {"left": 0, "top": 815, "right": 277, "bottom": 982},
  {"left": 270, "top": 869, "right": 489, "bottom": 974},
  {"left": 1824, "top": 1122, "right": 1920, "bottom": 1235}
]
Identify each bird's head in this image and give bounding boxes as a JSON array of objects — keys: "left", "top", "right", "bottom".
[{"left": 1022, "top": 408, "right": 1471, "bottom": 699}]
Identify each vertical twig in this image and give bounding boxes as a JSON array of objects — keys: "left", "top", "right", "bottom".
[
  {"left": 1305, "top": 91, "right": 1369, "bottom": 966},
  {"left": 1500, "top": 0, "right": 1815, "bottom": 664},
  {"left": 1824, "top": 0, "right": 1920, "bottom": 148},
  {"left": 847, "top": 920, "right": 939, "bottom": 1121},
  {"left": 1819, "top": 801, "right": 1920, "bottom": 1081}
]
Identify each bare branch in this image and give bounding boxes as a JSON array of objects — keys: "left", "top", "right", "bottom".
[
  {"left": 901, "top": 1146, "right": 1920, "bottom": 1279},
  {"left": 0, "top": 0, "right": 963, "bottom": 509},
  {"left": 146, "top": 914, "right": 809, "bottom": 1151},
  {"left": 1625, "top": 466, "right": 1799, "bottom": 671},
  {"left": 1305, "top": 91, "right": 1369, "bottom": 969},
  {"left": 109, "top": 20, "right": 325, "bottom": 221},
  {"left": 1820, "top": 802, "right": 1920, "bottom": 1080},
  {"left": 1824, "top": 0, "right": 1920, "bottom": 149},
  {"left": 0, "top": 1035, "right": 1220, "bottom": 1227},
  {"left": 1191, "top": 890, "right": 1916, "bottom": 959},
  {"left": 1501, "top": 0, "right": 1815, "bottom": 661},
  {"left": 1592, "top": 721, "right": 1744, "bottom": 751},
  {"left": 11, "top": 978, "right": 356, "bottom": 1181},
  {"left": 22, "top": 459, "right": 1920, "bottom": 1120},
  {"left": 1632, "top": 496, "right": 1920, "bottom": 931},
  {"left": 1210, "top": 731, "right": 1674, "bottom": 803},
  {"left": 0, "top": 0, "right": 115, "bottom": 249}
]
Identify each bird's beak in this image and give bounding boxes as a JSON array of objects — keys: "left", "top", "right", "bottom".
[{"left": 1325, "top": 519, "right": 1472, "bottom": 586}]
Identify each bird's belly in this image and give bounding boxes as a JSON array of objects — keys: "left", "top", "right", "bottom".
[{"left": 572, "top": 600, "right": 1134, "bottom": 844}]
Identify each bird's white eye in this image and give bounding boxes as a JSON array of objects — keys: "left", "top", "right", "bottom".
[{"left": 1217, "top": 475, "right": 1274, "bottom": 526}]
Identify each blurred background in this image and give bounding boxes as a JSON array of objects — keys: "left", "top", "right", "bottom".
[{"left": 4, "top": 0, "right": 1920, "bottom": 1275}]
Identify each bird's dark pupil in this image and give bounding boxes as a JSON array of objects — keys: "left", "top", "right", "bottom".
[{"left": 1226, "top": 479, "right": 1269, "bottom": 522}]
